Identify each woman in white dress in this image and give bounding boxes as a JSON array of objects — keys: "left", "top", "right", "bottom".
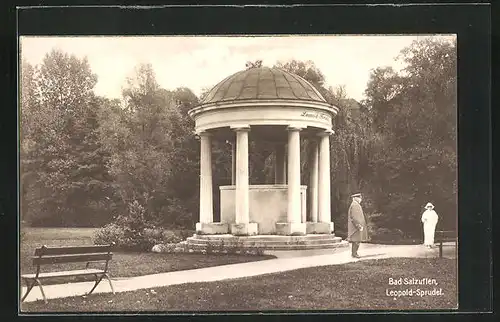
[{"left": 421, "top": 202, "right": 439, "bottom": 248}]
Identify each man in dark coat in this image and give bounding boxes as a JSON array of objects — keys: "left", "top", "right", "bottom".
[{"left": 347, "top": 193, "right": 369, "bottom": 258}]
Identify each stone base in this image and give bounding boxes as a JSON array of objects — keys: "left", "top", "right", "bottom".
[
  {"left": 186, "top": 234, "right": 348, "bottom": 251},
  {"left": 306, "top": 222, "right": 334, "bottom": 234},
  {"left": 275, "top": 222, "right": 307, "bottom": 236},
  {"left": 230, "top": 223, "right": 259, "bottom": 236},
  {"left": 196, "top": 222, "right": 229, "bottom": 235}
]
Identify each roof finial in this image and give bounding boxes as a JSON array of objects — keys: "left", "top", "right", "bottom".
[{"left": 245, "top": 60, "right": 263, "bottom": 69}]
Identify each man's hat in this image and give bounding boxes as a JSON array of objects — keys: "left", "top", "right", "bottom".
[
  {"left": 351, "top": 193, "right": 362, "bottom": 198},
  {"left": 425, "top": 202, "right": 434, "bottom": 209}
]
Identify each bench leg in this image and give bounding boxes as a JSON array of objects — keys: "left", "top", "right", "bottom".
[
  {"left": 35, "top": 279, "right": 47, "bottom": 304},
  {"left": 21, "top": 279, "right": 46, "bottom": 303},
  {"left": 21, "top": 279, "right": 35, "bottom": 302},
  {"left": 88, "top": 274, "right": 104, "bottom": 295},
  {"left": 439, "top": 242, "right": 443, "bottom": 258},
  {"left": 104, "top": 273, "right": 115, "bottom": 294}
]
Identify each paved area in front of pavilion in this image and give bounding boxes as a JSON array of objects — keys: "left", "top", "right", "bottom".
[{"left": 20, "top": 242, "right": 456, "bottom": 303}]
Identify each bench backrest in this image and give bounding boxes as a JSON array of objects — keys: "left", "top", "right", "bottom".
[
  {"left": 32, "top": 244, "right": 114, "bottom": 266},
  {"left": 435, "top": 230, "right": 457, "bottom": 240}
]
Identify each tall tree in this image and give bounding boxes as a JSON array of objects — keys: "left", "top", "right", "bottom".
[
  {"left": 363, "top": 67, "right": 402, "bottom": 132},
  {"left": 168, "top": 87, "right": 202, "bottom": 225},
  {"left": 20, "top": 60, "right": 39, "bottom": 223},
  {"left": 99, "top": 63, "right": 199, "bottom": 228},
  {"left": 274, "top": 60, "right": 325, "bottom": 88},
  {"left": 364, "top": 38, "right": 457, "bottom": 235},
  {"left": 21, "top": 49, "right": 111, "bottom": 226}
]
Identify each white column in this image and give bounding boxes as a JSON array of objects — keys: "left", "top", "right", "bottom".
[
  {"left": 284, "top": 144, "right": 288, "bottom": 183},
  {"left": 318, "top": 130, "right": 333, "bottom": 223},
  {"left": 274, "top": 144, "right": 286, "bottom": 184},
  {"left": 301, "top": 188, "right": 307, "bottom": 223},
  {"left": 309, "top": 139, "right": 319, "bottom": 222},
  {"left": 199, "top": 132, "right": 213, "bottom": 224},
  {"left": 287, "top": 126, "right": 302, "bottom": 224},
  {"left": 234, "top": 126, "right": 250, "bottom": 224},
  {"left": 231, "top": 140, "right": 236, "bottom": 185}
]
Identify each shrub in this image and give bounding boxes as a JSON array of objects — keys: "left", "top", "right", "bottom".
[
  {"left": 93, "top": 200, "right": 190, "bottom": 251},
  {"left": 142, "top": 227, "right": 163, "bottom": 245},
  {"left": 147, "top": 238, "right": 266, "bottom": 256},
  {"left": 93, "top": 223, "right": 126, "bottom": 246},
  {"left": 152, "top": 243, "right": 178, "bottom": 253},
  {"left": 143, "top": 228, "right": 186, "bottom": 245},
  {"left": 115, "top": 200, "right": 148, "bottom": 234},
  {"left": 162, "top": 230, "right": 184, "bottom": 243},
  {"left": 94, "top": 224, "right": 190, "bottom": 252},
  {"left": 93, "top": 200, "right": 155, "bottom": 251}
]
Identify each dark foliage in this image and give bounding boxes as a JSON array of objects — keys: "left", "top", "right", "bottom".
[{"left": 20, "top": 39, "right": 457, "bottom": 238}]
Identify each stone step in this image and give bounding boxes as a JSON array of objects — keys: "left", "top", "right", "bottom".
[
  {"left": 191, "top": 234, "right": 337, "bottom": 241},
  {"left": 185, "top": 241, "right": 349, "bottom": 251},
  {"left": 186, "top": 236, "right": 343, "bottom": 246}
]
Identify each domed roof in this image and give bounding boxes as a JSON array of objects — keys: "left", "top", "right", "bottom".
[{"left": 200, "top": 67, "right": 327, "bottom": 105}]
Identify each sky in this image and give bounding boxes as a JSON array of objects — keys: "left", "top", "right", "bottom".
[{"left": 20, "top": 34, "right": 455, "bottom": 102}]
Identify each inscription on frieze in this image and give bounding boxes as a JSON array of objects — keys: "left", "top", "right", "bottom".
[{"left": 300, "top": 111, "right": 330, "bottom": 120}]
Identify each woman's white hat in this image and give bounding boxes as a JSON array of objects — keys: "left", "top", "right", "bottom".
[{"left": 425, "top": 202, "right": 434, "bottom": 209}]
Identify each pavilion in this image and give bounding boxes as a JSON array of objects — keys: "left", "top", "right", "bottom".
[{"left": 186, "top": 66, "right": 346, "bottom": 249}]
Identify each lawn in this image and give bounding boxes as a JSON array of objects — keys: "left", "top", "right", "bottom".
[
  {"left": 20, "top": 227, "right": 275, "bottom": 285},
  {"left": 21, "top": 257, "right": 457, "bottom": 312}
]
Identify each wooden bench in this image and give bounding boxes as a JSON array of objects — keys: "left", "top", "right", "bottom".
[
  {"left": 21, "top": 244, "right": 115, "bottom": 303},
  {"left": 435, "top": 230, "right": 457, "bottom": 258}
]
